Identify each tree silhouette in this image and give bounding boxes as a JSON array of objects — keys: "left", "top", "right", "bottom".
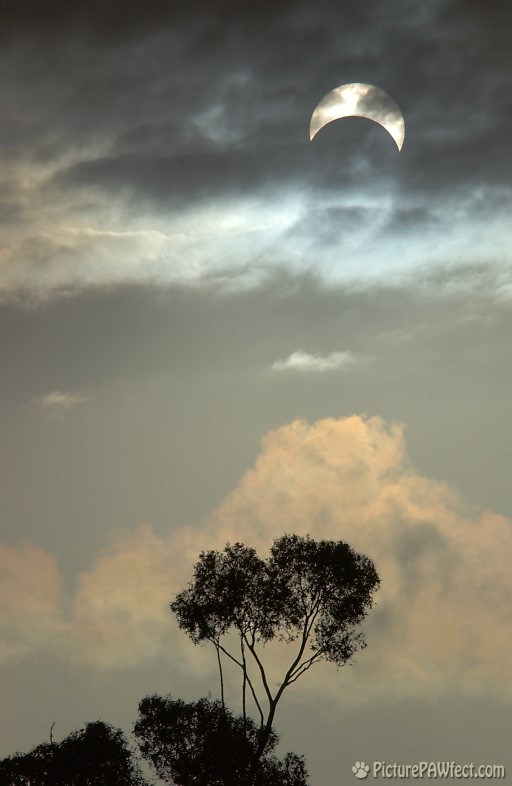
[
  {"left": 134, "top": 693, "right": 308, "bottom": 786},
  {"left": 1, "top": 534, "right": 378, "bottom": 786},
  {"left": 170, "top": 533, "right": 380, "bottom": 780},
  {"left": 0, "top": 720, "right": 149, "bottom": 786}
]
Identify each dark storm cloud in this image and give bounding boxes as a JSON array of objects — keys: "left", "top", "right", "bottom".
[
  {"left": 377, "top": 205, "right": 440, "bottom": 238},
  {"left": 52, "top": 148, "right": 294, "bottom": 208},
  {"left": 0, "top": 0, "right": 307, "bottom": 45},
  {"left": 2, "top": 0, "right": 511, "bottom": 255}
]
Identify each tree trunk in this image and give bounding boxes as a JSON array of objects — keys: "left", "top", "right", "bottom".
[{"left": 246, "top": 700, "right": 277, "bottom": 786}]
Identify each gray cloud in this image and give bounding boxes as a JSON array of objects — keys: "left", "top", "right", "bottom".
[{"left": 0, "top": 0, "right": 510, "bottom": 297}]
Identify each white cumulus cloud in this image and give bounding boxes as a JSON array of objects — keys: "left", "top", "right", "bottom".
[{"left": 272, "top": 350, "right": 356, "bottom": 372}]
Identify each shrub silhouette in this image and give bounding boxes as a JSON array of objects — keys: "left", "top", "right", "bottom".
[{"left": 0, "top": 720, "right": 148, "bottom": 786}]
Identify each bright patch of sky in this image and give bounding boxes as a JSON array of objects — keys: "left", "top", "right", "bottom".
[{"left": 2, "top": 165, "right": 510, "bottom": 299}]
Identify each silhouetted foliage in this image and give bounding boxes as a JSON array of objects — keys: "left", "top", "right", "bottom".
[
  {"left": 0, "top": 720, "right": 149, "bottom": 786},
  {"left": 170, "top": 534, "right": 380, "bottom": 777},
  {"left": 134, "top": 693, "right": 308, "bottom": 786}
]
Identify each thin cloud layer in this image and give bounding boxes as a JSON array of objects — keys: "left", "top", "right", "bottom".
[
  {"left": 1, "top": 415, "right": 510, "bottom": 704},
  {"left": 272, "top": 350, "right": 355, "bottom": 372},
  {"left": 32, "top": 390, "right": 90, "bottom": 416}
]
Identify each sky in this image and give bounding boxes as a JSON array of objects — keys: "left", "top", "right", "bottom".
[{"left": 1, "top": 1, "right": 511, "bottom": 784}]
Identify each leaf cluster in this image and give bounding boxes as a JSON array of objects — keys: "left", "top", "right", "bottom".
[{"left": 171, "top": 534, "right": 380, "bottom": 668}]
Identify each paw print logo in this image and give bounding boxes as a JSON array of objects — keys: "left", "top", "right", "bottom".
[{"left": 352, "top": 761, "right": 370, "bottom": 779}]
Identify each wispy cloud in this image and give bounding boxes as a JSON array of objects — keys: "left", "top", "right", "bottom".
[
  {"left": 32, "top": 390, "right": 90, "bottom": 415},
  {"left": 272, "top": 350, "right": 355, "bottom": 372}
]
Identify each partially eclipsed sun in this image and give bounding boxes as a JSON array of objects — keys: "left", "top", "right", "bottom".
[{"left": 310, "top": 83, "right": 405, "bottom": 151}]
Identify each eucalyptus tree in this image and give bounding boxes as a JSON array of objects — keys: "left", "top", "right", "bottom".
[{"left": 170, "top": 533, "right": 380, "bottom": 777}]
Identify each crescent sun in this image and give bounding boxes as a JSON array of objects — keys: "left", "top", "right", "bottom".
[{"left": 310, "top": 83, "right": 405, "bottom": 151}]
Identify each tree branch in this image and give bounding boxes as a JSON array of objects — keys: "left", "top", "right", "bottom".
[
  {"left": 214, "top": 641, "right": 225, "bottom": 708},
  {"left": 241, "top": 636, "right": 247, "bottom": 725},
  {"left": 213, "top": 639, "right": 244, "bottom": 670},
  {"left": 210, "top": 636, "right": 265, "bottom": 726},
  {"left": 287, "top": 648, "right": 327, "bottom": 684},
  {"left": 244, "top": 635, "right": 274, "bottom": 707}
]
